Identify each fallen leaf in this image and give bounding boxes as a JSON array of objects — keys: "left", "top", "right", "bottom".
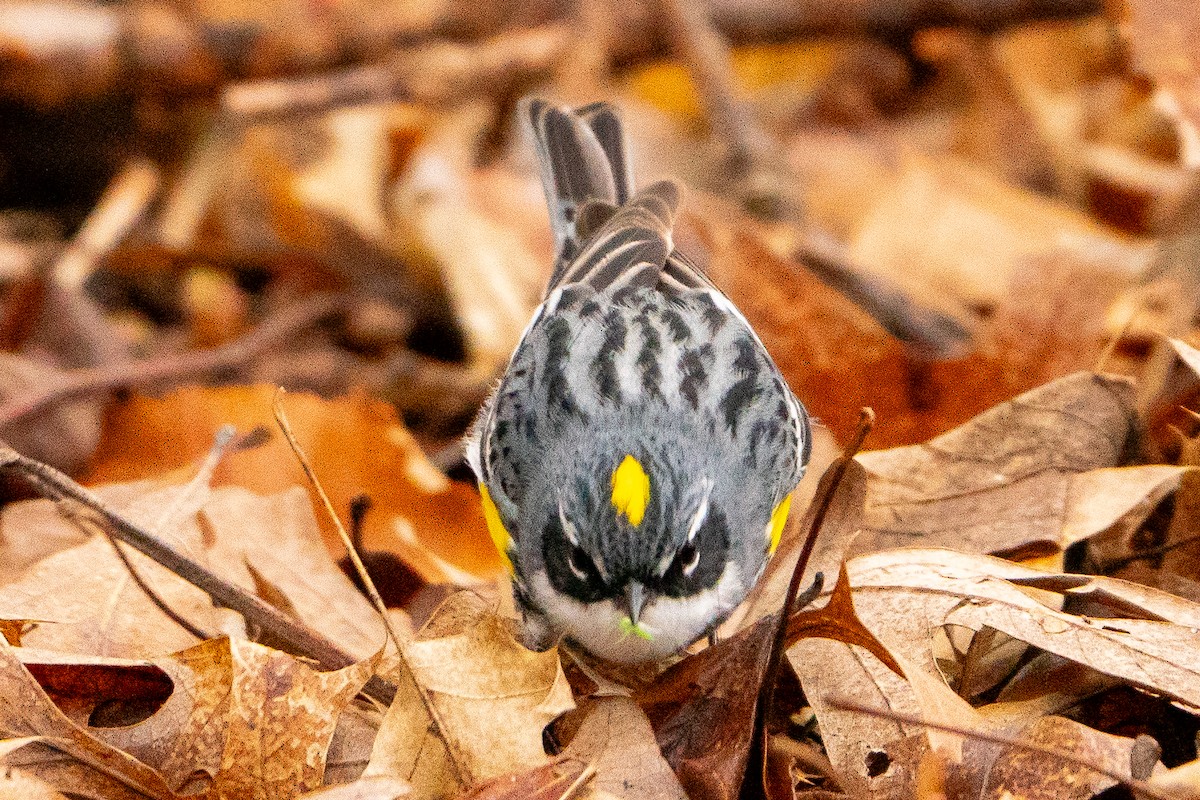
[
  {"left": 0, "top": 767, "right": 72, "bottom": 800},
  {"left": 847, "top": 155, "right": 1149, "bottom": 319},
  {"left": 850, "top": 549, "right": 1200, "bottom": 708},
  {"left": 297, "top": 776, "right": 413, "bottom": 799},
  {"left": 0, "top": 481, "right": 385, "bottom": 661},
  {"left": 457, "top": 759, "right": 588, "bottom": 800},
  {"left": 401, "top": 592, "right": 574, "bottom": 784},
  {"left": 85, "top": 386, "right": 500, "bottom": 583},
  {"left": 854, "top": 372, "right": 1141, "bottom": 558},
  {"left": 562, "top": 696, "right": 688, "bottom": 800},
  {"left": 0, "top": 636, "right": 175, "bottom": 798},
  {"left": 1119, "top": 0, "right": 1200, "bottom": 161},
  {"left": 971, "top": 715, "right": 1137, "bottom": 800},
  {"left": 636, "top": 614, "right": 777, "bottom": 800},
  {"left": 211, "top": 640, "right": 378, "bottom": 799}
]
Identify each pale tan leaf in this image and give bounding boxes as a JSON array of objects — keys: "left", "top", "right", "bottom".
[
  {"left": 563, "top": 696, "right": 687, "bottom": 800},
  {"left": 855, "top": 372, "right": 1140, "bottom": 558},
  {"left": 402, "top": 593, "right": 574, "bottom": 784},
  {"left": 850, "top": 549, "right": 1200, "bottom": 707}
]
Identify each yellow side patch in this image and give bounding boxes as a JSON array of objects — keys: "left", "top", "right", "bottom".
[
  {"left": 611, "top": 454, "right": 650, "bottom": 527},
  {"left": 479, "top": 484, "right": 513, "bottom": 571},
  {"left": 767, "top": 493, "right": 793, "bottom": 555}
]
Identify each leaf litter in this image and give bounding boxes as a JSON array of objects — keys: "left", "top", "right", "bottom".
[{"left": 5, "top": 2, "right": 1200, "bottom": 799}]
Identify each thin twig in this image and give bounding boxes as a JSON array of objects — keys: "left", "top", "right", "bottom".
[
  {"left": 0, "top": 443, "right": 397, "bottom": 705},
  {"left": 557, "top": 761, "right": 598, "bottom": 800},
  {"left": 272, "top": 389, "right": 405, "bottom": 652},
  {"left": 53, "top": 159, "right": 159, "bottom": 294},
  {"left": 273, "top": 388, "right": 473, "bottom": 778},
  {"left": 84, "top": 423, "right": 241, "bottom": 640},
  {"left": 746, "top": 408, "right": 875, "bottom": 799},
  {"left": 223, "top": 24, "right": 571, "bottom": 121},
  {"left": 99, "top": 516, "right": 213, "bottom": 641},
  {"left": 657, "top": 0, "right": 770, "bottom": 176},
  {"left": 824, "top": 695, "right": 1172, "bottom": 800},
  {"left": 0, "top": 293, "right": 346, "bottom": 430}
]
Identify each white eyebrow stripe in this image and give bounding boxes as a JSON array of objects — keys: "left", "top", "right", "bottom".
[
  {"left": 687, "top": 480, "right": 713, "bottom": 543},
  {"left": 657, "top": 479, "right": 712, "bottom": 577}
]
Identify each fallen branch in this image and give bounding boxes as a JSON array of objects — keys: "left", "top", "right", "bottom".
[
  {"left": 0, "top": 293, "right": 346, "bottom": 431},
  {"left": 223, "top": 24, "right": 571, "bottom": 121},
  {"left": 0, "top": 443, "right": 398, "bottom": 705}
]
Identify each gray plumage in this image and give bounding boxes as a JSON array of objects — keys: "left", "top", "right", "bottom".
[{"left": 465, "top": 99, "right": 810, "bottom": 662}]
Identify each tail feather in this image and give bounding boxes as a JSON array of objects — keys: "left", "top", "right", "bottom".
[
  {"left": 527, "top": 98, "right": 712, "bottom": 296},
  {"left": 527, "top": 99, "right": 621, "bottom": 266}
]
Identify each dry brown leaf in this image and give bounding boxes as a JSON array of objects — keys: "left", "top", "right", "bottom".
[
  {"left": 854, "top": 372, "right": 1141, "bottom": 558},
  {"left": 0, "top": 481, "right": 385, "bottom": 661},
  {"left": 401, "top": 592, "right": 574, "bottom": 785},
  {"left": 392, "top": 110, "right": 549, "bottom": 377},
  {"left": 1119, "top": 0, "right": 1200, "bottom": 159},
  {"left": 0, "top": 495, "right": 91, "bottom": 586},
  {"left": 211, "top": 640, "right": 379, "bottom": 799},
  {"left": 1172, "top": 337, "right": 1200, "bottom": 376},
  {"left": 0, "top": 767, "right": 72, "bottom": 800},
  {"left": 362, "top": 654, "right": 463, "bottom": 799},
  {"left": 971, "top": 715, "right": 1137, "bottom": 800},
  {"left": 1148, "top": 757, "right": 1200, "bottom": 799},
  {"left": 850, "top": 549, "right": 1200, "bottom": 708},
  {"left": 0, "top": 640, "right": 229, "bottom": 795},
  {"left": 0, "top": 353, "right": 103, "bottom": 476},
  {"left": 324, "top": 703, "right": 383, "bottom": 787},
  {"left": 562, "top": 696, "right": 687, "bottom": 800},
  {"left": 456, "top": 759, "right": 588, "bottom": 800},
  {"left": 363, "top": 593, "right": 572, "bottom": 796},
  {"left": 847, "top": 155, "right": 1149, "bottom": 319},
  {"left": 297, "top": 776, "right": 413, "bottom": 799},
  {"left": 0, "top": 636, "right": 175, "bottom": 799},
  {"left": 785, "top": 566, "right": 900, "bottom": 675},
  {"left": 636, "top": 614, "right": 776, "bottom": 800},
  {"left": 85, "top": 385, "right": 500, "bottom": 582}
]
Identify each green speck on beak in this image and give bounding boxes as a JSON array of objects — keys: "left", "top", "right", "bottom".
[{"left": 620, "top": 616, "right": 654, "bottom": 641}]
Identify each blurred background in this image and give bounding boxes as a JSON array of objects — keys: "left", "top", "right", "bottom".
[{"left": 0, "top": 0, "right": 1195, "bottom": 585}]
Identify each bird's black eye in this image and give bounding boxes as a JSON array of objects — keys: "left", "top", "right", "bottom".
[
  {"left": 675, "top": 542, "right": 700, "bottom": 577},
  {"left": 656, "top": 504, "right": 729, "bottom": 597},
  {"left": 543, "top": 516, "right": 612, "bottom": 604},
  {"left": 568, "top": 545, "right": 595, "bottom": 580}
]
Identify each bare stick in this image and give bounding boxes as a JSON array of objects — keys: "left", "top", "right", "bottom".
[
  {"left": 223, "top": 24, "right": 570, "bottom": 121},
  {"left": 53, "top": 159, "right": 159, "bottom": 293},
  {"left": 793, "top": 230, "right": 973, "bottom": 360},
  {"left": 657, "top": 0, "right": 770, "bottom": 176},
  {"left": 0, "top": 444, "right": 397, "bottom": 705},
  {"left": 0, "top": 293, "right": 345, "bottom": 430},
  {"left": 272, "top": 389, "right": 405, "bottom": 651},
  {"left": 747, "top": 408, "right": 875, "bottom": 798},
  {"left": 824, "top": 695, "right": 1171, "bottom": 800}
]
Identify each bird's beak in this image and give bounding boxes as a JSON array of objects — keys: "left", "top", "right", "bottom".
[{"left": 624, "top": 582, "right": 647, "bottom": 626}]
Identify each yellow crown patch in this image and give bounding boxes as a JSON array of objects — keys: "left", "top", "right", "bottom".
[{"left": 611, "top": 454, "right": 650, "bottom": 527}]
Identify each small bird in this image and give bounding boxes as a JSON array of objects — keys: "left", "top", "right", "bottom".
[{"left": 465, "top": 99, "right": 811, "bottom": 663}]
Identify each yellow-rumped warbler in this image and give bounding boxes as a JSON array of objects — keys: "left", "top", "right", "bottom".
[{"left": 465, "top": 99, "right": 811, "bottom": 663}]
